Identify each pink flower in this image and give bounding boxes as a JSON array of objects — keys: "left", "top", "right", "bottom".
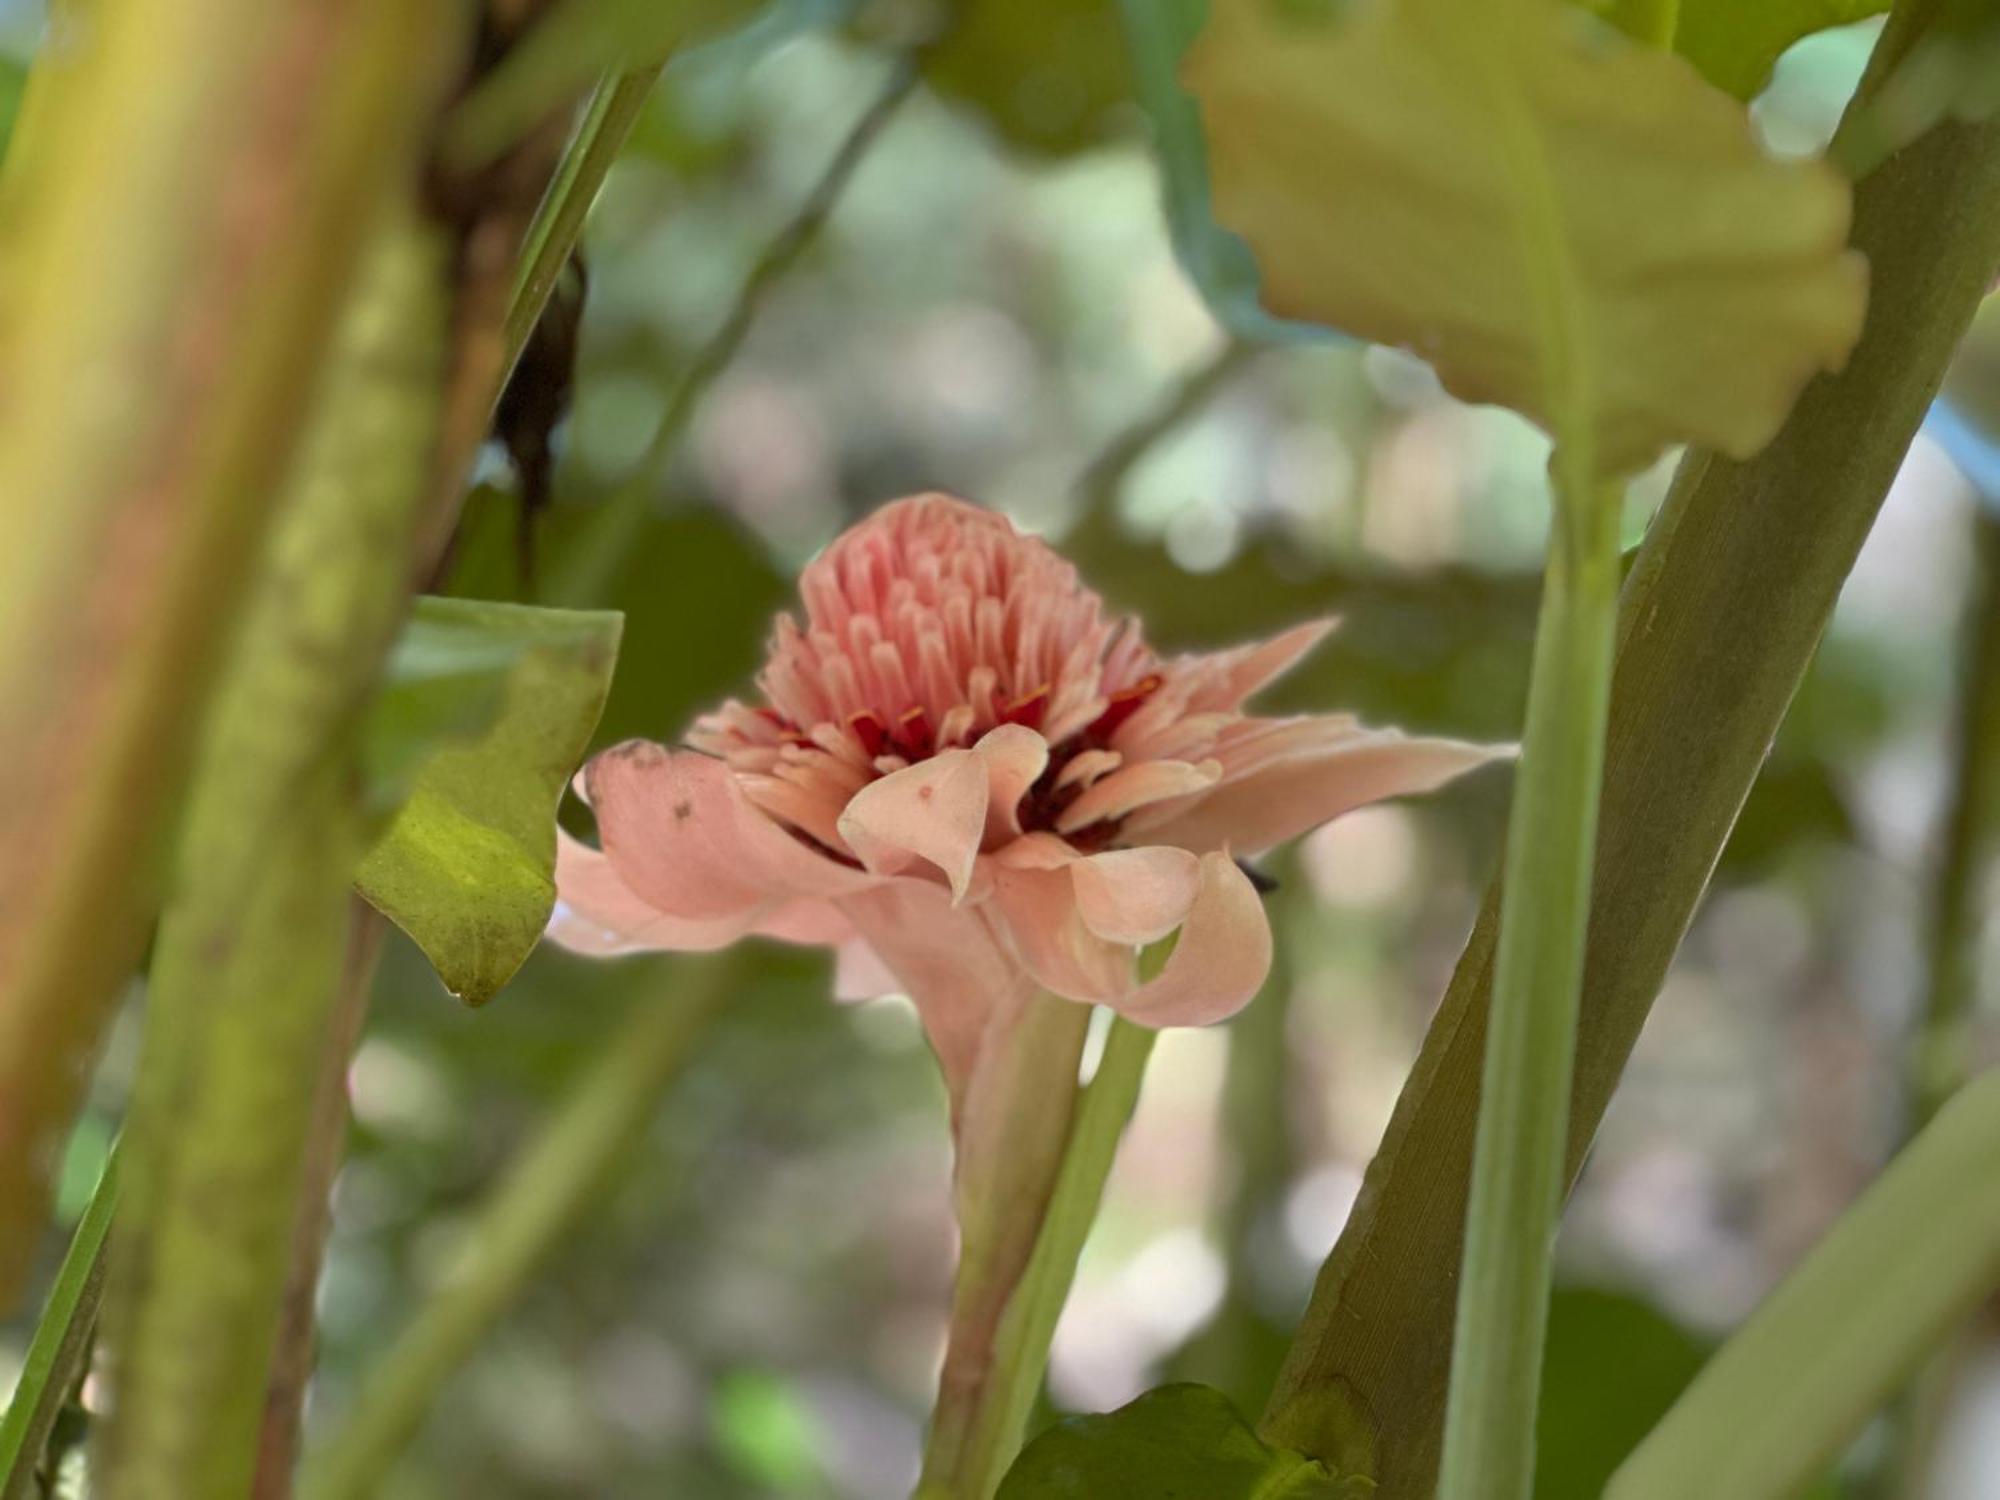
[{"left": 550, "top": 494, "right": 1503, "bottom": 1101}]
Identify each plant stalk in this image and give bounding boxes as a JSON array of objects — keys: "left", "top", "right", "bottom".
[
  {"left": 953, "top": 1016, "right": 1159, "bottom": 1497},
  {"left": 917, "top": 991, "right": 1092, "bottom": 1498},
  {"left": 299, "top": 959, "right": 735, "bottom": 1500},
  {"left": 1437, "top": 478, "right": 1622, "bottom": 1500},
  {"left": 95, "top": 199, "right": 455, "bottom": 1500}
]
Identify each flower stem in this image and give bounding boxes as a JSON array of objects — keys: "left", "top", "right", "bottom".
[
  {"left": 918, "top": 992, "right": 1092, "bottom": 1498},
  {"left": 952, "top": 1016, "right": 1159, "bottom": 1498},
  {"left": 1437, "top": 474, "right": 1623, "bottom": 1500},
  {"left": 300, "top": 958, "right": 734, "bottom": 1500}
]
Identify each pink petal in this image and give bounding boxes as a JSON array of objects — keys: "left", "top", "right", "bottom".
[
  {"left": 991, "top": 864, "right": 1132, "bottom": 1004},
  {"left": 1070, "top": 846, "right": 1203, "bottom": 945},
  {"left": 1182, "top": 617, "right": 1339, "bottom": 713},
  {"left": 1112, "top": 852, "right": 1273, "bottom": 1027},
  {"left": 585, "top": 743, "right": 877, "bottom": 925},
  {"left": 1127, "top": 726, "right": 1509, "bottom": 855},
  {"left": 991, "top": 832, "right": 1079, "bottom": 871},
  {"left": 549, "top": 830, "right": 850, "bottom": 955},
  {"left": 1054, "top": 758, "right": 1222, "bottom": 835},
  {"left": 836, "top": 748, "right": 990, "bottom": 902},
  {"left": 838, "top": 882, "right": 1034, "bottom": 1105},
  {"left": 971, "top": 723, "right": 1049, "bottom": 842}
]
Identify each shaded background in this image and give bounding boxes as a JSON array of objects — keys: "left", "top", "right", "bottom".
[{"left": 6, "top": 4, "right": 1997, "bottom": 1496}]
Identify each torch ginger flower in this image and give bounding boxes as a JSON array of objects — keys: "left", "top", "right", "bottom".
[{"left": 550, "top": 493, "right": 1505, "bottom": 1101}]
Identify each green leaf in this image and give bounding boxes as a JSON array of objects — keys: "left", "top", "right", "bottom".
[
  {"left": 997, "top": 1385, "right": 1371, "bottom": 1499},
  {"left": 1116, "top": 0, "right": 1329, "bottom": 342},
  {"left": 1185, "top": 0, "right": 1867, "bottom": 477},
  {"left": 922, "top": 0, "right": 1134, "bottom": 158},
  {"left": 355, "top": 597, "right": 622, "bottom": 1004},
  {"left": 1598, "top": 0, "right": 1890, "bottom": 99}
]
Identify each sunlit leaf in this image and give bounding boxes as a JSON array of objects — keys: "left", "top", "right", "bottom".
[
  {"left": 1186, "top": 0, "right": 1867, "bottom": 477},
  {"left": 355, "top": 597, "right": 622, "bottom": 1004},
  {"left": 922, "top": 0, "right": 1135, "bottom": 158},
  {"left": 996, "top": 1384, "right": 1370, "bottom": 1498},
  {"left": 1116, "top": 0, "right": 1329, "bottom": 341}
]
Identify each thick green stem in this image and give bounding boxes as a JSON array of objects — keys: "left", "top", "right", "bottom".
[
  {"left": 918, "top": 992, "right": 1092, "bottom": 1499},
  {"left": 0, "top": 1145, "right": 118, "bottom": 1500},
  {"left": 0, "top": 0, "right": 458, "bottom": 1298},
  {"left": 95, "top": 203, "right": 454, "bottom": 1500},
  {"left": 954, "top": 1017, "right": 1159, "bottom": 1496},
  {"left": 1261, "top": 7, "right": 2000, "bottom": 1490},
  {"left": 1606, "top": 1071, "right": 2000, "bottom": 1500},
  {"left": 1437, "top": 479, "right": 1621, "bottom": 1500},
  {"left": 298, "top": 959, "right": 734, "bottom": 1500}
]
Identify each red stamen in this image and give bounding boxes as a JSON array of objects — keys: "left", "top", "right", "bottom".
[
  {"left": 894, "top": 705, "right": 934, "bottom": 757},
  {"left": 1086, "top": 673, "right": 1163, "bottom": 740},
  {"left": 849, "top": 710, "right": 889, "bottom": 758},
  {"left": 998, "top": 684, "right": 1049, "bottom": 731}
]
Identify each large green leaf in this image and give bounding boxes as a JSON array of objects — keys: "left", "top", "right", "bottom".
[
  {"left": 1185, "top": 0, "right": 1867, "bottom": 477},
  {"left": 997, "top": 1384, "right": 1369, "bottom": 1499},
  {"left": 1117, "top": 0, "right": 1327, "bottom": 342},
  {"left": 356, "top": 597, "right": 622, "bottom": 1004}
]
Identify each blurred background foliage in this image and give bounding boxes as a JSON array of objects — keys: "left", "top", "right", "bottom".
[{"left": 4, "top": 1, "right": 1997, "bottom": 1496}]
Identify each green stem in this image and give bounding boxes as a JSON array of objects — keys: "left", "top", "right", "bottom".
[
  {"left": 547, "top": 54, "right": 920, "bottom": 607},
  {"left": 917, "top": 992, "right": 1092, "bottom": 1499},
  {"left": 1606, "top": 1070, "right": 2000, "bottom": 1500},
  {"left": 954, "top": 1017, "right": 1160, "bottom": 1496},
  {"left": 299, "top": 959, "right": 735, "bottom": 1500},
  {"left": 0, "top": 1145, "right": 118, "bottom": 1500},
  {"left": 1436, "top": 478, "right": 1622, "bottom": 1500},
  {"left": 96, "top": 202, "right": 455, "bottom": 1500}
]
